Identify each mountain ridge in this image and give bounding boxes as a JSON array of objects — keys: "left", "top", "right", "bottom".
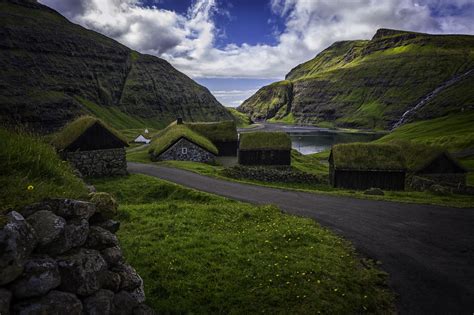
[
  {"left": 0, "top": 0, "right": 231, "bottom": 132},
  {"left": 239, "top": 28, "right": 474, "bottom": 129}
]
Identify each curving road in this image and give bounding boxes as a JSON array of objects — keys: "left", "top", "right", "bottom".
[{"left": 128, "top": 162, "right": 474, "bottom": 314}]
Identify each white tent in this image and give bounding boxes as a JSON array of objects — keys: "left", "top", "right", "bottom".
[{"left": 133, "top": 135, "right": 151, "bottom": 144}]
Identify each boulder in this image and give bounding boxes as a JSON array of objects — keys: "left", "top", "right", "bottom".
[
  {"left": 64, "top": 218, "right": 90, "bottom": 249},
  {"left": 113, "top": 263, "right": 143, "bottom": 291},
  {"left": 83, "top": 289, "right": 115, "bottom": 315},
  {"left": 89, "top": 193, "right": 118, "bottom": 223},
  {"left": 57, "top": 249, "right": 107, "bottom": 296},
  {"left": 86, "top": 226, "right": 119, "bottom": 250},
  {"left": 0, "top": 211, "right": 37, "bottom": 285},
  {"left": 112, "top": 291, "right": 139, "bottom": 315},
  {"left": 19, "top": 202, "right": 52, "bottom": 218},
  {"left": 0, "top": 288, "right": 12, "bottom": 315},
  {"left": 12, "top": 290, "right": 82, "bottom": 315},
  {"left": 96, "top": 220, "right": 121, "bottom": 234},
  {"left": 129, "top": 284, "right": 146, "bottom": 304},
  {"left": 10, "top": 256, "right": 61, "bottom": 299},
  {"left": 26, "top": 210, "right": 66, "bottom": 247},
  {"left": 101, "top": 271, "right": 121, "bottom": 293},
  {"left": 133, "top": 304, "right": 156, "bottom": 315},
  {"left": 101, "top": 246, "right": 123, "bottom": 266},
  {"left": 364, "top": 187, "right": 385, "bottom": 196},
  {"left": 49, "top": 199, "right": 96, "bottom": 220}
]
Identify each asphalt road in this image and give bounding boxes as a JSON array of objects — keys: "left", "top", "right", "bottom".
[{"left": 128, "top": 162, "right": 474, "bottom": 314}]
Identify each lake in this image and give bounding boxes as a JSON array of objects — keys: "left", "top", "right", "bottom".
[{"left": 290, "top": 131, "right": 384, "bottom": 155}]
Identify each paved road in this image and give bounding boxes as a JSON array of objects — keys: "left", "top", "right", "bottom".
[{"left": 128, "top": 162, "right": 474, "bottom": 314}]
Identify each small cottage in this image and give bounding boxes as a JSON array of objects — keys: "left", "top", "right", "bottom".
[
  {"left": 329, "top": 143, "right": 406, "bottom": 190},
  {"left": 186, "top": 121, "right": 239, "bottom": 156},
  {"left": 148, "top": 124, "right": 218, "bottom": 163},
  {"left": 51, "top": 116, "right": 129, "bottom": 177},
  {"left": 133, "top": 134, "right": 151, "bottom": 144},
  {"left": 238, "top": 132, "right": 291, "bottom": 166},
  {"left": 395, "top": 140, "right": 467, "bottom": 187}
]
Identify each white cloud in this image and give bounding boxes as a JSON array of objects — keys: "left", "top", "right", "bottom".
[{"left": 40, "top": 0, "right": 474, "bottom": 79}]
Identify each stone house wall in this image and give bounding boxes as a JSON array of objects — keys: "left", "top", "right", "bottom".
[
  {"left": 63, "top": 148, "right": 127, "bottom": 177},
  {"left": 155, "top": 138, "right": 215, "bottom": 163}
]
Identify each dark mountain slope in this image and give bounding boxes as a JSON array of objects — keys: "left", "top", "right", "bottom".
[
  {"left": 0, "top": 0, "right": 231, "bottom": 132},
  {"left": 239, "top": 29, "right": 474, "bottom": 130}
]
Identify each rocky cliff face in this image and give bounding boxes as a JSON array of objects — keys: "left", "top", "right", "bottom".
[
  {"left": 239, "top": 29, "right": 474, "bottom": 129},
  {"left": 0, "top": 1, "right": 231, "bottom": 132}
]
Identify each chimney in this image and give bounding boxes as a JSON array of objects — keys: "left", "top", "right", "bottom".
[{"left": 176, "top": 117, "right": 183, "bottom": 125}]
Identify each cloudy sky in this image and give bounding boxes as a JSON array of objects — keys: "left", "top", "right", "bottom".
[{"left": 39, "top": 0, "right": 474, "bottom": 106}]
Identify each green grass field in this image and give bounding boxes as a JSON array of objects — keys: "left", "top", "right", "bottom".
[
  {"left": 0, "top": 128, "right": 88, "bottom": 213},
  {"left": 91, "top": 174, "right": 394, "bottom": 314}
]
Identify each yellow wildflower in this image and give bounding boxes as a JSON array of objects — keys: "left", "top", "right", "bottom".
[{"left": 27, "top": 185, "right": 34, "bottom": 191}]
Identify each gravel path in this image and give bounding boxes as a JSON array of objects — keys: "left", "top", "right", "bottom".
[{"left": 128, "top": 162, "right": 474, "bottom": 314}]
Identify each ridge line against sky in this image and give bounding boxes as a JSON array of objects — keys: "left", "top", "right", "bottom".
[{"left": 39, "top": 0, "right": 474, "bottom": 106}]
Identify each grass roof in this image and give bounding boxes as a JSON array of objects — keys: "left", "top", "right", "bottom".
[
  {"left": 330, "top": 143, "right": 405, "bottom": 171},
  {"left": 51, "top": 116, "right": 128, "bottom": 150},
  {"left": 386, "top": 140, "right": 466, "bottom": 172},
  {"left": 149, "top": 124, "right": 218, "bottom": 156},
  {"left": 239, "top": 132, "right": 292, "bottom": 150},
  {"left": 186, "top": 121, "right": 238, "bottom": 142}
]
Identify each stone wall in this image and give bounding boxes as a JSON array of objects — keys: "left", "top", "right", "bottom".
[
  {"left": 0, "top": 198, "right": 154, "bottom": 315},
  {"left": 63, "top": 148, "right": 127, "bottom": 177},
  {"left": 153, "top": 138, "right": 215, "bottom": 163},
  {"left": 222, "top": 165, "right": 327, "bottom": 184}
]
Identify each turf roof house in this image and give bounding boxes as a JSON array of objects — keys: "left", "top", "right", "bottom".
[
  {"left": 186, "top": 121, "right": 239, "bottom": 156},
  {"left": 149, "top": 123, "right": 218, "bottom": 163},
  {"left": 329, "top": 143, "right": 406, "bottom": 190},
  {"left": 52, "top": 116, "right": 129, "bottom": 177},
  {"left": 398, "top": 141, "right": 468, "bottom": 187},
  {"left": 238, "top": 132, "right": 292, "bottom": 166}
]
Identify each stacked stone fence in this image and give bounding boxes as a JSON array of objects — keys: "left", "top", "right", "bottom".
[{"left": 0, "top": 197, "right": 154, "bottom": 315}]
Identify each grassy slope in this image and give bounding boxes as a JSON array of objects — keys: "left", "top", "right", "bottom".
[
  {"left": 238, "top": 30, "right": 474, "bottom": 130},
  {"left": 226, "top": 107, "right": 251, "bottom": 127},
  {"left": 92, "top": 174, "right": 393, "bottom": 313},
  {"left": 0, "top": 129, "right": 88, "bottom": 213}
]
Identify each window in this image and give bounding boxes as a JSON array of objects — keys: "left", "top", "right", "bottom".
[{"left": 181, "top": 147, "right": 188, "bottom": 154}]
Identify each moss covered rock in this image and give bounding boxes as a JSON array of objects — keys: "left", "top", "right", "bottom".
[{"left": 89, "top": 192, "right": 118, "bottom": 221}]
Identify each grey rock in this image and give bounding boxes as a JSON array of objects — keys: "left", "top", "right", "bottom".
[
  {"left": 112, "top": 291, "right": 139, "bottom": 315},
  {"left": 12, "top": 290, "right": 82, "bottom": 315},
  {"left": 49, "top": 199, "right": 96, "bottom": 220},
  {"left": 0, "top": 211, "right": 37, "bottom": 285},
  {"left": 26, "top": 210, "right": 66, "bottom": 247},
  {"left": 10, "top": 256, "right": 61, "bottom": 299},
  {"left": 83, "top": 289, "right": 115, "bottom": 315},
  {"left": 363, "top": 187, "right": 385, "bottom": 196},
  {"left": 96, "top": 220, "right": 121, "bottom": 234},
  {"left": 101, "top": 246, "right": 123, "bottom": 266},
  {"left": 64, "top": 218, "right": 89, "bottom": 249},
  {"left": 129, "top": 284, "right": 146, "bottom": 304},
  {"left": 101, "top": 271, "right": 121, "bottom": 293},
  {"left": 0, "top": 288, "right": 12, "bottom": 315},
  {"left": 86, "top": 226, "right": 119, "bottom": 250},
  {"left": 86, "top": 184, "right": 97, "bottom": 193},
  {"left": 113, "top": 263, "right": 143, "bottom": 291},
  {"left": 20, "top": 202, "right": 52, "bottom": 218},
  {"left": 133, "top": 304, "right": 156, "bottom": 315},
  {"left": 57, "top": 249, "right": 107, "bottom": 296}
]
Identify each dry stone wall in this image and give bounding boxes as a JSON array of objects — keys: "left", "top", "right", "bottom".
[
  {"left": 63, "top": 148, "right": 127, "bottom": 177},
  {"left": 0, "top": 198, "right": 154, "bottom": 315},
  {"left": 154, "top": 138, "right": 215, "bottom": 163}
]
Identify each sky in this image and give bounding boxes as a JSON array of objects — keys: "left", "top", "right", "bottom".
[{"left": 39, "top": 0, "right": 474, "bottom": 107}]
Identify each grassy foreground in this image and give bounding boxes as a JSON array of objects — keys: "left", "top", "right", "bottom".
[
  {"left": 0, "top": 128, "right": 88, "bottom": 213},
  {"left": 92, "top": 174, "right": 393, "bottom": 313}
]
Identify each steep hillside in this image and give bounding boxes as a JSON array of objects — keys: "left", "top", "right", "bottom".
[
  {"left": 0, "top": 0, "right": 231, "bottom": 132},
  {"left": 239, "top": 29, "right": 474, "bottom": 129}
]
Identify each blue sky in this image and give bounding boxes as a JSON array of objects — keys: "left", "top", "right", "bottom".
[{"left": 40, "top": 0, "right": 474, "bottom": 107}]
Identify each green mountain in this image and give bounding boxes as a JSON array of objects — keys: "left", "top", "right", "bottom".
[
  {"left": 0, "top": 0, "right": 231, "bottom": 132},
  {"left": 238, "top": 29, "right": 474, "bottom": 130}
]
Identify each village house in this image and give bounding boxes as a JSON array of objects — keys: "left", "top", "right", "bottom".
[
  {"left": 148, "top": 122, "right": 217, "bottom": 163},
  {"left": 238, "top": 131, "right": 292, "bottom": 166},
  {"left": 186, "top": 120, "right": 239, "bottom": 156},
  {"left": 51, "top": 116, "right": 129, "bottom": 177},
  {"left": 329, "top": 143, "right": 406, "bottom": 190}
]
